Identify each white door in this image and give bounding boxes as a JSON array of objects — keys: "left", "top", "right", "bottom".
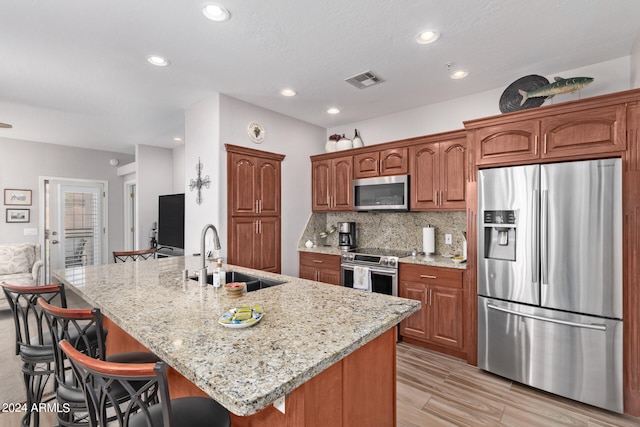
[{"left": 44, "top": 179, "right": 107, "bottom": 282}]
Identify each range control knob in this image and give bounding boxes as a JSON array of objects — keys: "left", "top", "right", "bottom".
[
  {"left": 380, "top": 258, "right": 388, "bottom": 266},
  {"left": 389, "top": 258, "right": 397, "bottom": 267}
]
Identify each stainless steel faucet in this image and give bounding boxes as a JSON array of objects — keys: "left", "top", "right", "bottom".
[{"left": 199, "top": 224, "right": 221, "bottom": 285}]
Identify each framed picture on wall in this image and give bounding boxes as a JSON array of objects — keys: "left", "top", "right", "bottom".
[
  {"left": 6, "top": 208, "right": 30, "bottom": 223},
  {"left": 4, "top": 189, "right": 32, "bottom": 206}
]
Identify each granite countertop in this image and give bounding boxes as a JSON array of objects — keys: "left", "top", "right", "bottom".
[
  {"left": 53, "top": 256, "right": 420, "bottom": 416},
  {"left": 298, "top": 246, "right": 467, "bottom": 270}
]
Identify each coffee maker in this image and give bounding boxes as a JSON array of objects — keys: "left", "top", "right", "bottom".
[{"left": 338, "top": 222, "right": 357, "bottom": 251}]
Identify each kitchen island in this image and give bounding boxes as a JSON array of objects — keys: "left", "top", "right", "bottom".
[{"left": 54, "top": 255, "right": 420, "bottom": 426}]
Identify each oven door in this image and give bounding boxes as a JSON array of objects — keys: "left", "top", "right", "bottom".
[{"left": 341, "top": 263, "right": 398, "bottom": 297}]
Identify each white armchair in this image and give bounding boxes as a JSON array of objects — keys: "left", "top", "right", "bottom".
[{"left": 0, "top": 243, "right": 43, "bottom": 310}]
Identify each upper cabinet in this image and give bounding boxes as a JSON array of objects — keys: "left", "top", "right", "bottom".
[
  {"left": 228, "top": 146, "right": 284, "bottom": 217},
  {"left": 353, "top": 147, "right": 408, "bottom": 179},
  {"left": 469, "top": 103, "right": 626, "bottom": 166},
  {"left": 311, "top": 132, "right": 466, "bottom": 212},
  {"left": 410, "top": 131, "right": 467, "bottom": 210},
  {"left": 311, "top": 156, "right": 353, "bottom": 212}
]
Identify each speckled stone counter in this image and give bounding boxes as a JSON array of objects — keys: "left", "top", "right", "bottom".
[
  {"left": 298, "top": 246, "right": 467, "bottom": 270},
  {"left": 399, "top": 254, "right": 467, "bottom": 270},
  {"left": 53, "top": 256, "right": 420, "bottom": 417}
]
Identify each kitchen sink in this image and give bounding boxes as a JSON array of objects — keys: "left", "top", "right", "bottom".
[{"left": 190, "top": 270, "right": 286, "bottom": 291}]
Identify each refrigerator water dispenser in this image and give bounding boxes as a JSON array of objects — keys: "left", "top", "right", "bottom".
[{"left": 483, "top": 210, "right": 516, "bottom": 261}]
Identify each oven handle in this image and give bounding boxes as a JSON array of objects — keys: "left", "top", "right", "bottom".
[{"left": 340, "top": 264, "right": 397, "bottom": 275}]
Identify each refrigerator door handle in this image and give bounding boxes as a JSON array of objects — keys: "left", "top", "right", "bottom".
[
  {"left": 541, "top": 189, "right": 549, "bottom": 285},
  {"left": 487, "top": 303, "right": 607, "bottom": 331},
  {"left": 532, "top": 189, "right": 539, "bottom": 284}
]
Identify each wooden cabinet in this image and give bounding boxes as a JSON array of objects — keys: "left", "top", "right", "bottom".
[
  {"left": 410, "top": 133, "right": 467, "bottom": 210},
  {"left": 299, "top": 252, "right": 341, "bottom": 285},
  {"left": 471, "top": 104, "right": 626, "bottom": 166},
  {"left": 399, "top": 264, "right": 465, "bottom": 356},
  {"left": 226, "top": 144, "right": 285, "bottom": 273},
  {"left": 228, "top": 151, "right": 281, "bottom": 216},
  {"left": 311, "top": 156, "right": 353, "bottom": 212},
  {"left": 229, "top": 217, "right": 280, "bottom": 273},
  {"left": 353, "top": 147, "right": 408, "bottom": 179}
]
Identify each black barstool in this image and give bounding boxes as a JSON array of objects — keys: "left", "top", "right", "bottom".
[
  {"left": 1, "top": 282, "right": 66, "bottom": 427},
  {"left": 38, "top": 298, "right": 162, "bottom": 426},
  {"left": 60, "top": 340, "right": 231, "bottom": 427},
  {"left": 112, "top": 248, "right": 156, "bottom": 263}
]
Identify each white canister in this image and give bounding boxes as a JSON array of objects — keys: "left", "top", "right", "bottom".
[
  {"left": 336, "top": 135, "right": 353, "bottom": 151},
  {"left": 325, "top": 139, "right": 337, "bottom": 152},
  {"left": 352, "top": 129, "right": 364, "bottom": 148}
]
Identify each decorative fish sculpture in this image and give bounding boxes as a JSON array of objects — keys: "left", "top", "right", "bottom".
[{"left": 519, "top": 76, "right": 594, "bottom": 106}]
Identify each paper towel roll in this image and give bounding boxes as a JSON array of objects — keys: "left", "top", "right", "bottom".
[{"left": 423, "top": 227, "right": 435, "bottom": 254}]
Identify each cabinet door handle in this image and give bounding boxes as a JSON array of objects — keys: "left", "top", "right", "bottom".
[
  {"left": 420, "top": 275, "right": 437, "bottom": 279},
  {"left": 259, "top": 199, "right": 262, "bottom": 213},
  {"left": 543, "top": 134, "right": 548, "bottom": 154},
  {"left": 434, "top": 191, "right": 438, "bottom": 206},
  {"left": 259, "top": 220, "right": 262, "bottom": 234},
  {"left": 255, "top": 220, "right": 258, "bottom": 234},
  {"left": 255, "top": 200, "right": 259, "bottom": 213},
  {"left": 429, "top": 288, "right": 432, "bottom": 306},
  {"left": 534, "top": 135, "right": 538, "bottom": 155},
  {"left": 312, "top": 260, "right": 323, "bottom": 264}
]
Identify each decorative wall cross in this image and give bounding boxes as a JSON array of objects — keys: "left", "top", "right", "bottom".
[{"left": 189, "top": 157, "right": 210, "bottom": 205}]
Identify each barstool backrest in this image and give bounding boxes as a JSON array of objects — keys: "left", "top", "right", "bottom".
[
  {"left": 1, "top": 282, "right": 67, "bottom": 355},
  {"left": 60, "top": 340, "right": 171, "bottom": 427},
  {"left": 112, "top": 248, "right": 156, "bottom": 263},
  {"left": 38, "top": 299, "right": 107, "bottom": 387}
]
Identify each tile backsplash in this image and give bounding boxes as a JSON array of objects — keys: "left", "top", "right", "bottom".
[{"left": 299, "top": 211, "right": 467, "bottom": 256}]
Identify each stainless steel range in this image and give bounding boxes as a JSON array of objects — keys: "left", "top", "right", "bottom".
[{"left": 340, "top": 248, "right": 411, "bottom": 296}]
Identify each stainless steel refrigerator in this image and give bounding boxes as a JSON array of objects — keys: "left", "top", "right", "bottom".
[{"left": 477, "top": 158, "right": 623, "bottom": 413}]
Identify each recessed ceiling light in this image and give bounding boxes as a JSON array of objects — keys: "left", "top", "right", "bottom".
[
  {"left": 146, "top": 55, "right": 170, "bottom": 67},
  {"left": 327, "top": 108, "right": 340, "bottom": 114},
  {"left": 203, "top": 3, "right": 230, "bottom": 22},
  {"left": 416, "top": 30, "right": 440, "bottom": 44},
  {"left": 281, "top": 89, "right": 296, "bottom": 97},
  {"left": 450, "top": 70, "right": 469, "bottom": 79},
  {"left": 173, "top": 137, "right": 183, "bottom": 142}
]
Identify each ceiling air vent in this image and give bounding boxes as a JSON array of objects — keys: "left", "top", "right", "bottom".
[{"left": 345, "top": 71, "right": 384, "bottom": 89}]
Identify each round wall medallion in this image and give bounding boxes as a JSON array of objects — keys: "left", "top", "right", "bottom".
[{"left": 248, "top": 122, "right": 265, "bottom": 143}]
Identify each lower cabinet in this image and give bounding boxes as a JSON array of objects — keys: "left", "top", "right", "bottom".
[
  {"left": 299, "top": 252, "right": 341, "bottom": 285},
  {"left": 229, "top": 217, "right": 280, "bottom": 273},
  {"left": 399, "top": 264, "right": 465, "bottom": 357}
]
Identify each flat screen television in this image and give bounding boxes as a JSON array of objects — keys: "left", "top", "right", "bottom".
[{"left": 157, "top": 193, "right": 185, "bottom": 249}]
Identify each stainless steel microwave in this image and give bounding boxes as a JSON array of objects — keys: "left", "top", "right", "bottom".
[{"left": 353, "top": 175, "right": 409, "bottom": 211}]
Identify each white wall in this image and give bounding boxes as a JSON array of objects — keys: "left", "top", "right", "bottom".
[
  {"left": 218, "top": 95, "right": 326, "bottom": 276},
  {"left": 0, "top": 136, "right": 134, "bottom": 256},
  {"left": 135, "top": 144, "right": 174, "bottom": 250},
  {"left": 631, "top": 31, "right": 640, "bottom": 88},
  {"left": 183, "top": 93, "right": 325, "bottom": 275},
  {"left": 184, "top": 94, "right": 222, "bottom": 256},
  {"left": 328, "top": 57, "right": 633, "bottom": 145},
  {"left": 172, "top": 145, "right": 185, "bottom": 193}
]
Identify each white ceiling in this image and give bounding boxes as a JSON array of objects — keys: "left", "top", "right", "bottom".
[{"left": 1, "top": 0, "right": 639, "bottom": 154}]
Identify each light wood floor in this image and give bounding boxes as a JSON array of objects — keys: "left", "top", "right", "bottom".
[
  {"left": 396, "top": 342, "right": 640, "bottom": 426},
  {"left": 3, "top": 342, "right": 640, "bottom": 426}
]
